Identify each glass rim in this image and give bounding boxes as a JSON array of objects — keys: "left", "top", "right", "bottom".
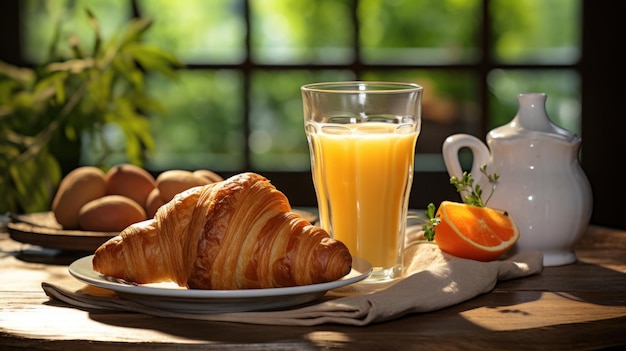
[{"left": 301, "top": 81, "right": 423, "bottom": 93}]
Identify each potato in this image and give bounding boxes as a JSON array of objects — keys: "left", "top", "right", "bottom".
[
  {"left": 156, "top": 170, "right": 210, "bottom": 203},
  {"left": 193, "top": 169, "right": 223, "bottom": 183},
  {"left": 145, "top": 187, "right": 165, "bottom": 218},
  {"left": 52, "top": 166, "right": 107, "bottom": 229},
  {"left": 105, "top": 164, "right": 156, "bottom": 208},
  {"left": 78, "top": 195, "right": 147, "bottom": 232}
]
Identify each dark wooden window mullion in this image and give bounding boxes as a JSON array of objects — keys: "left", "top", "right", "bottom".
[
  {"left": 131, "top": 0, "right": 140, "bottom": 19},
  {"left": 351, "top": 0, "right": 363, "bottom": 79},
  {"left": 0, "top": 1, "right": 21, "bottom": 66},
  {"left": 479, "top": 0, "right": 492, "bottom": 137},
  {"left": 243, "top": 0, "right": 253, "bottom": 170}
]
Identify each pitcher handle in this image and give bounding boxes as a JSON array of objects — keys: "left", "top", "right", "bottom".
[{"left": 442, "top": 134, "right": 491, "bottom": 185}]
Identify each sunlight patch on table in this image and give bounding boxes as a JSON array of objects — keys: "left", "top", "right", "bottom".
[
  {"left": 460, "top": 291, "right": 626, "bottom": 331},
  {"left": 307, "top": 331, "right": 352, "bottom": 346}
]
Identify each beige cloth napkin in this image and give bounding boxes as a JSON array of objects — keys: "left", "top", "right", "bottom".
[{"left": 42, "top": 228, "right": 543, "bottom": 326}]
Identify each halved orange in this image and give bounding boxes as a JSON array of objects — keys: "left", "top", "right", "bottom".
[{"left": 434, "top": 201, "right": 520, "bottom": 261}]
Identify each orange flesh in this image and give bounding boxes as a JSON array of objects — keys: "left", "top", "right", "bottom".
[{"left": 434, "top": 201, "right": 519, "bottom": 261}]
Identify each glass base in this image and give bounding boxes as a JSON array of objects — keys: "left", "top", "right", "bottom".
[{"left": 363, "top": 265, "right": 402, "bottom": 282}]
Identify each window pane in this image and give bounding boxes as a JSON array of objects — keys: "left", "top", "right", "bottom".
[
  {"left": 250, "top": 70, "right": 355, "bottom": 170},
  {"left": 490, "top": 0, "right": 582, "bottom": 64},
  {"left": 21, "top": 0, "right": 131, "bottom": 64},
  {"left": 137, "top": 0, "right": 246, "bottom": 64},
  {"left": 80, "top": 124, "right": 130, "bottom": 166},
  {"left": 359, "top": 0, "right": 481, "bottom": 64},
  {"left": 361, "top": 70, "right": 480, "bottom": 171},
  {"left": 250, "top": 0, "right": 354, "bottom": 64},
  {"left": 487, "top": 69, "right": 581, "bottom": 134},
  {"left": 145, "top": 70, "right": 245, "bottom": 171}
]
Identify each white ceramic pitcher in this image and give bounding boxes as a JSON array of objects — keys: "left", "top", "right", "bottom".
[{"left": 442, "top": 93, "right": 593, "bottom": 266}]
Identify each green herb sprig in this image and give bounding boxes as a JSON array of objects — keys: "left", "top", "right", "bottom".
[
  {"left": 451, "top": 164, "right": 499, "bottom": 207},
  {"left": 422, "top": 203, "right": 440, "bottom": 241},
  {"left": 422, "top": 165, "right": 499, "bottom": 241}
]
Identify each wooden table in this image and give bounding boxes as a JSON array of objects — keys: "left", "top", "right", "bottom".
[{"left": 1, "top": 223, "right": 625, "bottom": 350}]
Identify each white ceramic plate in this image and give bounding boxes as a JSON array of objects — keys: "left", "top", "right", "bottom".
[{"left": 69, "top": 255, "right": 372, "bottom": 313}]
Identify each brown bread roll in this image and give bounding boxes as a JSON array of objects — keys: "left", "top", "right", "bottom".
[
  {"left": 78, "top": 195, "right": 147, "bottom": 232},
  {"left": 193, "top": 169, "right": 224, "bottom": 183},
  {"left": 52, "top": 166, "right": 107, "bottom": 229},
  {"left": 105, "top": 164, "right": 156, "bottom": 209},
  {"left": 156, "top": 170, "right": 210, "bottom": 203},
  {"left": 145, "top": 187, "right": 165, "bottom": 218}
]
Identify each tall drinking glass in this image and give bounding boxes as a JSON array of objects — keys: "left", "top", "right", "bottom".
[{"left": 302, "top": 81, "right": 422, "bottom": 281}]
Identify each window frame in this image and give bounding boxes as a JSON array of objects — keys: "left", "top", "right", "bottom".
[{"left": 1, "top": 0, "right": 622, "bottom": 229}]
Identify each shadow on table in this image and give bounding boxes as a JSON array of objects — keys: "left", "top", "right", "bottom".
[
  {"left": 2, "top": 245, "right": 89, "bottom": 266},
  {"left": 494, "top": 259, "right": 626, "bottom": 307}
]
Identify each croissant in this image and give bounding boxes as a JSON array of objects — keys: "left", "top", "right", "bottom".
[{"left": 92, "top": 172, "right": 352, "bottom": 290}]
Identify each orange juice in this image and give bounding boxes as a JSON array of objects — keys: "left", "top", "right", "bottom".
[{"left": 309, "top": 122, "right": 418, "bottom": 275}]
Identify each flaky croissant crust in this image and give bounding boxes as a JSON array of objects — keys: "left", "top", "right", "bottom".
[{"left": 92, "top": 172, "right": 352, "bottom": 289}]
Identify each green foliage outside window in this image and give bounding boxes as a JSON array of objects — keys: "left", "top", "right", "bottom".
[
  {"left": 142, "top": 70, "right": 246, "bottom": 171},
  {"left": 250, "top": 0, "right": 354, "bottom": 64},
  {"left": 359, "top": 0, "right": 481, "bottom": 63}
]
